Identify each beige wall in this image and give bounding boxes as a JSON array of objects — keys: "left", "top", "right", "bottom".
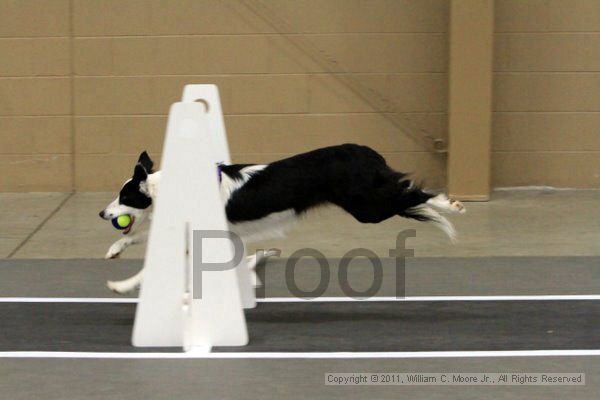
[
  {"left": 493, "top": 0, "right": 600, "bottom": 188},
  {"left": 0, "top": 0, "right": 448, "bottom": 191},
  {"left": 4, "top": 0, "right": 600, "bottom": 192},
  {"left": 0, "top": 0, "right": 72, "bottom": 191}
]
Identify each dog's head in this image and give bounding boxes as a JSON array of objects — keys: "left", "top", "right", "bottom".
[{"left": 99, "top": 151, "right": 155, "bottom": 234}]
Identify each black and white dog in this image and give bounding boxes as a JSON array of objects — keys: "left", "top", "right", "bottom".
[{"left": 100, "top": 144, "right": 465, "bottom": 293}]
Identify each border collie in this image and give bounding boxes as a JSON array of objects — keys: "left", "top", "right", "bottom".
[{"left": 99, "top": 144, "right": 465, "bottom": 293}]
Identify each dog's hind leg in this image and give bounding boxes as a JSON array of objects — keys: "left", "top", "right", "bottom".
[
  {"left": 245, "top": 254, "right": 260, "bottom": 287},
  {"left": 107, "top": 267, "right": 144, "bottom": 294},
  {"left": 395, "top": 189, "right": 461, "bottom": 242},
  {"left": 426, "top": 194, "right": 466, "bottom": 214},
  {"left": 245, "top": 249, "right": 279, "bottom": 287}
]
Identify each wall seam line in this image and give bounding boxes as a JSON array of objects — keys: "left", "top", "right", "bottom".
[{"left": 68, "top": 0, "right": 76, "bottom": 192}]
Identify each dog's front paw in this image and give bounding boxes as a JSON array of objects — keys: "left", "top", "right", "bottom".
[
  {"left": 105, "top": 241, "right": 124, "bottom": 259},
  {"left": 105, "top": 249, "right": 121, "bottom": 259}
]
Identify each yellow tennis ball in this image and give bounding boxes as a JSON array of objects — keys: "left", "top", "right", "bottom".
[{"left": 113, "top": 214, "right": 132, "bottom": 229}]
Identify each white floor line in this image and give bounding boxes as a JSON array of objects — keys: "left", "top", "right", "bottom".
[
  {"left": 257, "top": 295, "right": 600, "bottom": 302},
  {"left": 1, "top": 295, "right": 599, "bottom": 303},
  {"left": 0, "top": 297, "right": 138, "bottom": 303},
  {"left": 0, "top": 350, "right": 599, "bottom": 359}
]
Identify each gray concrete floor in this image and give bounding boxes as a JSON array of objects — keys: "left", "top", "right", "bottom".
[
  {"left": 2, "top": 357, "right": 596, "bottom": 400},
  {"left": 2, "top": 189, "right": 600, "bottom": 259},
  {"left": 1, "top": 190, "right": 599, "bottom": 399},
  {"left": 2, "top": 257, "right": 599, "bottom": 298}
]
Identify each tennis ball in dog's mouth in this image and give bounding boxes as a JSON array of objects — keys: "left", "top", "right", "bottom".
[{"left": 112, "top": 214, "right": 132, "bottom": 230}]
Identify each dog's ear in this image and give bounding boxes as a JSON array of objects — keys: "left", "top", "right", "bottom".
[
  {"left": 137, "top": 151, "right": 154, "bottom": 173},
  {"left": 132, "top": 163, "right": 148, "bottom": 182}
]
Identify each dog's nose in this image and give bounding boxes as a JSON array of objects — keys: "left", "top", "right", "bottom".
[{"left": 99, "top": 210, "right": 106, "bottom": 219}]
